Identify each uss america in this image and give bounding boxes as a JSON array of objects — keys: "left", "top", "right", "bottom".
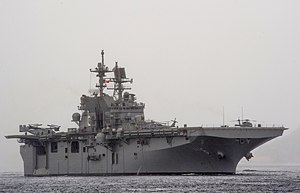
[{"left": 6, "top": 50, "right": 287, "bottom": 176}]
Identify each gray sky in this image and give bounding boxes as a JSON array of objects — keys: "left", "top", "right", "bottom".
[{"left": 1, "top": 0, "right": 300, "bottom": 172}]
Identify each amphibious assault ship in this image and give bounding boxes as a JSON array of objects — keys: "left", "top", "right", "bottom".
[{"left": 6, "top": 51, "right": 286, "bottom": 176}]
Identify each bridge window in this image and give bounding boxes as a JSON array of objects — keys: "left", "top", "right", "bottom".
[
  {"left": 51, "top": 142, "right": 58, "bottom": 153},
  {"left": 71, "top": 141, "right": 79, "bottom": 153}
]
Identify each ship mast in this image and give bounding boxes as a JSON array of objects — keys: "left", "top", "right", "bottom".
[
  {"left": 89, "top": 50, "right": 133, "bottom": 100},
  {"left": 109, "top": 61, "right": 133, "bottom": 102},
  {"left": 90, "top": 50, "right": 111, "bottom": 96}
]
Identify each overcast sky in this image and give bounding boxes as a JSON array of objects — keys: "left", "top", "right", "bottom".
[{"left": 0, "top": 0, "right": 300, "bottom": 172}]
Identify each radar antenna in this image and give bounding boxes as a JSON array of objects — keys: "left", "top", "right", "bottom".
[{"left": 107, "top": 61, "right": 133, "bottom": 101}]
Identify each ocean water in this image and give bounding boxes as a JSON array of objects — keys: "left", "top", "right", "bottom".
[{"left": 0, "top": 166, "right": 300, "bottom": 193}]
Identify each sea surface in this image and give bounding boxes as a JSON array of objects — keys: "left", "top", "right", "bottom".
[{"left": 0, "top": 166, "right": 299, "bottom": 193}]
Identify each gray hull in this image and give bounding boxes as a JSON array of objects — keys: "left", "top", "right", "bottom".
[
  {"left": 139, "top": 136, "right": 271, "bottom": 174},
  {"left": 20, "top": 135, "right": 273, "bottom": 176}
]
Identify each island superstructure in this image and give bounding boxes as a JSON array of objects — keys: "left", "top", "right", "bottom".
[{"left": 6, "top": 50, "right": 287, "bottom": 176}]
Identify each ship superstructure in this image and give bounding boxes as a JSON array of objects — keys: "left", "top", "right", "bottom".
[{"left": 6, "top": 51, "right": 287, "bottom": 176}]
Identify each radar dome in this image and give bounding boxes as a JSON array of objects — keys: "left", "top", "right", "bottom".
[
  {"left": 72, "top": 113, "right": 81, "bottom": 122},
  {"left": 95, "top": 133, "right": 105, "bottom": 143}
]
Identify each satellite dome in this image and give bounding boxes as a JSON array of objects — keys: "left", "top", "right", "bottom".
[{"left": 72, "top": 113, "right": 81, "bottom": 122}]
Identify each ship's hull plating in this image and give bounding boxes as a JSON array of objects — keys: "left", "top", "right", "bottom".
[{"left": 20, "top": 135, "right": 273, "bottom": 176}]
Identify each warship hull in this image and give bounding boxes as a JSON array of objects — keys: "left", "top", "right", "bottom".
[{"left": 18, "top": 127, "right": 283, "bottom": 176}]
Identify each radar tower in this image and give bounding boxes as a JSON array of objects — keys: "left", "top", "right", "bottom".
[
  {"left": 90, "top": 50, "right": 112, "bottom": 96},
  {"left": 108, "top": 61, "right": 133, "bottom": 102}
]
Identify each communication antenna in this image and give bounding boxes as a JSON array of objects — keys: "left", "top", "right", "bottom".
[
  {"left": 241, "top": 107, "right": 244, "bottom": 121},
  {"left": 89, "top": 71, "right": 92, "bottom": 91},
  {"left": 90, "top": 50, "right": 112, "bottom": 96},
  {"left": 222, "top": 106, "right": 225, "bottom": 126}
]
